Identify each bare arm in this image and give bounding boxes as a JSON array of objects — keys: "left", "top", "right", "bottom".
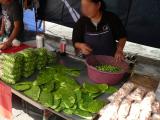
[
  {"left": 0, "top": 17, "right": 5, "bottom": 35},
  {"left": 7, "top": 20, "right": 21, "bottom": 42},
  {"left": 0, "top": 20, "right": 21, "bottom": 50},
  {"left": 117, "top": 37, "right": 127, "bottom": 52},
  {"left": 114, "top": 37, "right": 127, "bottom": 62}
]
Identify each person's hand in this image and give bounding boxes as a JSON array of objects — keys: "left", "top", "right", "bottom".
[
  {"left": 114, "top": 50, "right": 124, "bottom": 63},
  {"left": 75, "top": 42, "right": 92, "bottom": 55},
  {"left": 0, "top": 40, "right": 12, "bottom": 50}
]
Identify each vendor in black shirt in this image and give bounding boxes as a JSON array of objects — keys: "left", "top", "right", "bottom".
[{"left": 72, "top": 0, "right": 127, "bottom": 62}]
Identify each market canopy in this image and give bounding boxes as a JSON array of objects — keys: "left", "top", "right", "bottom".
[
  {"left": 37, "top": 0, "right": 160, "bottom": 48},
  {"left": 1, "top": 0, "right": 160, "bottom": 48}
]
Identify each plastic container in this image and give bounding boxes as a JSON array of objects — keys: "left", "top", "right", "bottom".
[
  {"left": 85, "top": 55, "right": 129, "bottom": 85},
  {"left": 36, "top": 34, "right": 44, "bottom": 48}
]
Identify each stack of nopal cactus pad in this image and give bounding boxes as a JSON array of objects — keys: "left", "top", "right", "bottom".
[
  {"left": 1, "top": 53, "right": 23, "bottom": 84},
  {"left": 0, "top": 48, "right": 57, "bottom": 84}
]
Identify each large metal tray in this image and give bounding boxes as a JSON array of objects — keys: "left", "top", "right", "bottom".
[{"left": 0, "top": 55, "right": 129, "bottom": 120}]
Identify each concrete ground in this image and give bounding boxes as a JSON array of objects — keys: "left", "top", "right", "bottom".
[{"left": 11, "top": 21, "right": 160, "bottom": 120}]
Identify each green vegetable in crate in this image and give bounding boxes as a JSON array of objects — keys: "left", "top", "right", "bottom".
[
  {"left": 20, "top": 48, "right": 37, "bottom": 78},
  {"left": 75, "top": 90, "right": 82, "bottom": 102},
  {"left": 82, "top": 83, "right": 100, "bottom": 93},
  {"left": 96, "top": 84, "right": 108, "bottom": 92},
  {"left": 79, "top": 98, "right": 105, "bottom": 113},
  {"left": 35, "top": 48, "right": 48, "bottom": 70},
  {"left": 79, "top": 91, "right": 105, "bottom": 113},
  {"left": 39, "top": 89, "right": 53, "bottom": 107},
  {"left": 55, "top": 102, "right": 66, "bottom": 112},
  {"left": 74, "top": 109, "right": 92, "bottom": 119},
  {"left": 63, "top": 68, "right": 80, "bottom": 77},
  {"left": 62, "top": 94, "right": 76, "bottom": 108},
  {"left": 105, "top": 86, "right": 118, "bottom": 94},
  {"left": 14, "top": 81, "right": 32, "bottom": 85},
  {"left": 79, "top": 93, "right": 93, "bottom": 111},
  {"left": 55, "top": 106, "right": 63, "bottom": 112},
  {"left": 86, "top": 100, "right": 105, "bottom": 113},
  {"left": 89, "top": 92, "right": 103, "bottom": 99},
  {"left": 2, "top": 74, "right": 21, "bottom": 83},
  {"left": 1, "top": 53, "right": 23, "bottom": 84},
  {"left": 51, "top": 97, "right": 61, "bottom": 109},
  {"left": 83, "top": 83, "right": 109, "bottom": 94},
  {"left": 1, "top": 76, "right": 17, "bottom": 84},
  {"left": 96, "top": 64, "right": 121, "bottom": 72},
  {"left": 42, "top": 80, "right": 55, "bottom": 92},
  {"left": 2, "top": 53, "right": 23, "bottom": 63},
  {"left": 53, "top": 90, "right": 62, "bottom": 100},
  {"left": 24, "top": 86, "right": 40, "bottom": 101},
  {"left": 62, "top": 105, "right": 77, "bottom": 114},
  {"left": 54, "top": 87, "right": 76, "bottom": 107},
  {"left": 13, "top": 84, "right": 31, "bottom": 91},
  {"left": 12, "top": 81, "right": 32, "bottom": 91},
  {"left": 63, "top": 109, "right": 74, "bottom": 115},
  {"left": 47, "top": 51, "right": 57, "bottom": 64},
  {"left": 33, "top": 68, "right": 56, "bottom": 86}
]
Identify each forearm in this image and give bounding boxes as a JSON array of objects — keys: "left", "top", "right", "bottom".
[
  {"left": 75, "top": 42, "right": 83, "bottom": 49},
  {"left": 117, "top": 37, "right": 127, "bottom": 52},
  {"left": 7, "top": 21, "right": 21, "bottom": 42},
  {"left": 0, "top": 17, "right": 5, "bottom": 34}
]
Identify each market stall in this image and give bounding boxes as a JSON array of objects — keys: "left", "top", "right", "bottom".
[
  {"left": 0, "top": 0, "right": 159, "bottom": 120},
  {"left": 1, "top": 44, "right": 159, "bottom": 120},
  {"left": 0, "top": 48, "right": 123, "bottom": 120}
]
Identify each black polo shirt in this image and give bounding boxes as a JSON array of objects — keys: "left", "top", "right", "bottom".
[{"left": 72, "top": 11, "right": 126, "bottom": 45}]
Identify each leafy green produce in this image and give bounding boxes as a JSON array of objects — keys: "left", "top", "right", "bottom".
[
  {"left": 20, "top": 48, "right": 37, "bottom": 78},
  {"left": 15, "top": 65, "right": 112, "bottom": 119},
  {"left": 33, "top": 68, "right": 55, "bottom": 86},
  {"left": 14, "top": 81, "right": 32, "bottom": 85},
  {"left": 47, "top": 51, "right": 57, "bottom": 64},
  {"left": 2, "top": 74, "right": 21, "bottom": 81},
  {"left": 96, "top": 64, "right": 121, "bottom": 72},
  {"left": 96, "top": 84, "right": 108, "bottom": 92},
  {"left": 62, "top": 68, "right": 80, "bottom": 77},
  {"left": 35, "top": 48, "right": 48, "bottom": 70},
  {"left": 53, "top": 87, "right": 76, "bottom": 108},
  {"left": 1, "top": 53, "right": 23, "bottom": 84},
  {"left": 79, "top": 97, "right": 105, "bottom": 113},
  {"left": 55, "top": 102, "right": 65, "bottom": 112},
  {"left": 51, "top": 97, "right": 61, "bottom": 109},
  {"left": 79, "top": 93, "right": 93, "bottom": 111},
  {"left": 1, "top": 76, "right": 16, "bottom": 84},
  {"left": 63, "top": 109, "right": 73, "bottom": 115},
  {"left": 43, "top": 80, "right": 55, "bottom": 92},
  {"left": 55, "top": 106, "right": 63, "bottom": 112},
  {"left": 24, "top": 86, "right": 40, "bottom": 101},
  {"left": 87, "top": 100, "right": 105, "bottom": 113},
  {"left": 2, "top": 53, "right": 23, "bottom": 63},
  {"left": 62, "top": 104, "right": 77, "bottom": 114},
  {"left": 75, "top": 90, "right": 82, "bottom": 102},
  {"left": 89, "top": 92, "right": 103, "bottom": 99},
  {"left": 39, "top": 89, "right": 53, "bottom": 107},
  {"left": 13, "top": 81, "right": 32, "bottom": 91},
  {"left": 62, "top": 94, "right": 76, "bottom": 108},
  {"left": 82, "top": 83, "right": 100, "bottom": 93},
  {"left": 13, "top": 84, "right": 31, "bottom": 91},
  {"left": 106, "top": 86, "right": 118, "bottom": 94},
  {"left": 54, "top": 73, "right": 80, "bottom": 91},
  {"left": 54, "top": 90, "right": 62, "bottom": 100},
  {"left": 74, "top": 109, "right": 92, "bottom": 119}
]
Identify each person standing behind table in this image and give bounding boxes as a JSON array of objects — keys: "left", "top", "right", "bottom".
[
  {"left": 72, "top": 0, "right": 127, "bottom": 62},
  {"left": 0, "top": 0, "right": 24, "bottom": 50}
]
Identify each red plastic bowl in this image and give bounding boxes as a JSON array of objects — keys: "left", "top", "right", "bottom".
[{"left": 85, "top": 55, "right": 129, "bottom": 85}]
